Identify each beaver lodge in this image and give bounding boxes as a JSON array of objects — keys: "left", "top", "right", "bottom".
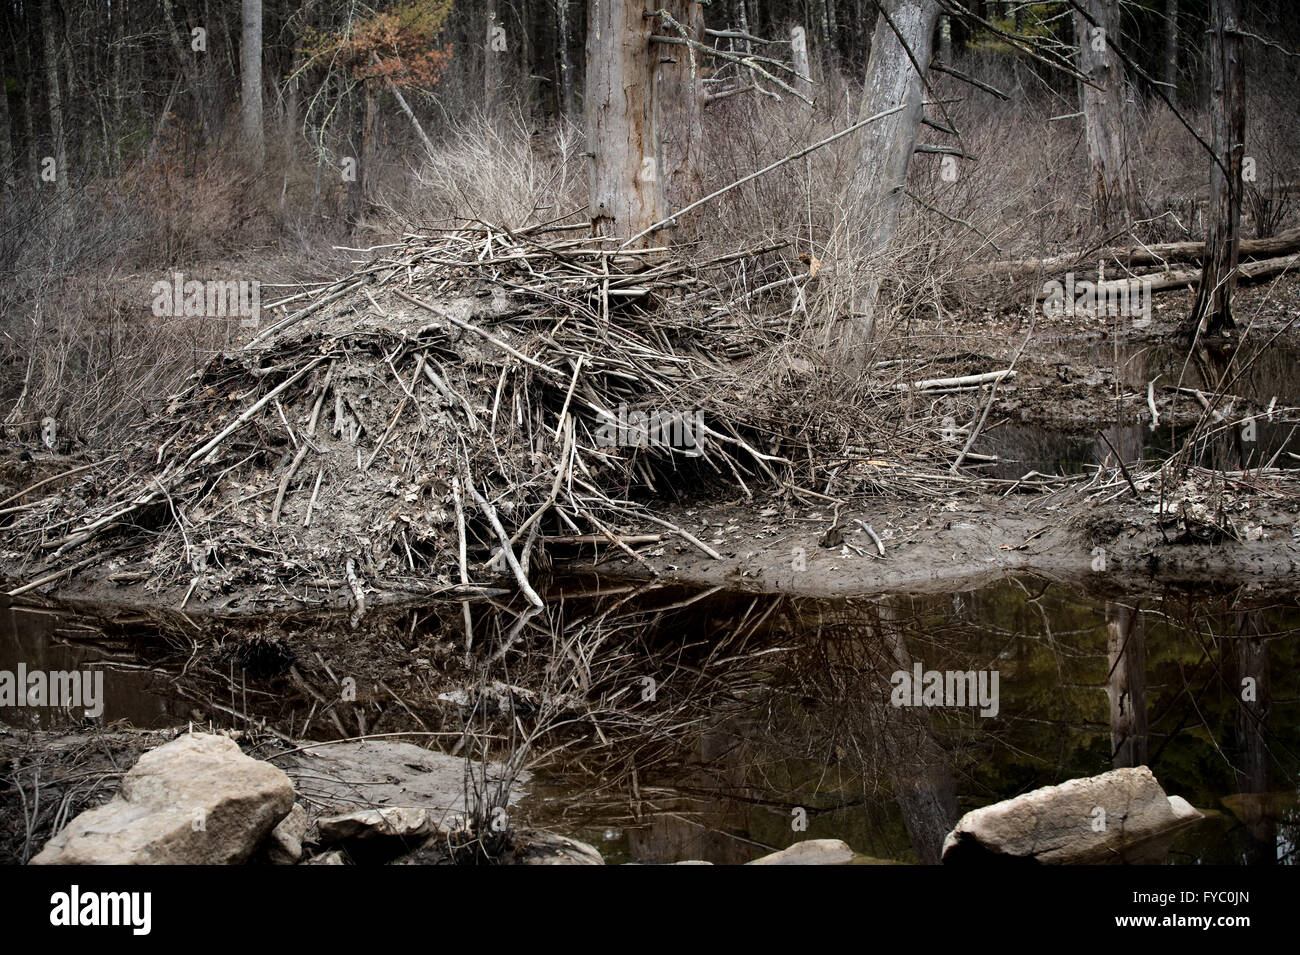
[{"left": 2, "top": 223, "right": 945, "bottom": 613}]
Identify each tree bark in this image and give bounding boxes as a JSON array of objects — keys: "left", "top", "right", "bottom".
[
  {"left": 1074, "top": 0, "right": 1135, "bottom": 226},
  {"left": 840, "top": 0, "right": 941, "bottom": 345},
  {"left": 485, "top": 0, "right": 502, "bottom": 114},
  {"left": 1188, "top": 0, "right": 1245, "bottom": 338},
  {"left": 585, "top": 0, "right": 665, "bottom": 244},
  {"left": 241, "top": 0, "right": 265, "bottom": 170},
  {"left": 0, "top": 45, "right": 14, "bottom": 187},
  {"left": 41, "top": 4, "right": 68, "bottom": 205},
  {"left": 160, "top": 0, "right": 209, "bottom": 146},
  {"left": 790, "top": 22, "right": 813, "bottom": 103},
  {"left": 557, "top": 0, "right": 576, "bottom": 117},
  {"left": 1164, "top": 0, "right": 1179, "bottom": 108},
  {"left": 653, "top": 1, "right": 705, "bottom": 221}
]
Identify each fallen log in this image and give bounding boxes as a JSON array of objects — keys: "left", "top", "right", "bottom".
[
  {"left": 971, "top": 226, "right": 1300, "bottom": 281},
  {"left": 895, "top": 370, "right": 1015, "bottom": 391},
  {"left": 1030, "top": 252, "right": 1300, "bottom": 303}
]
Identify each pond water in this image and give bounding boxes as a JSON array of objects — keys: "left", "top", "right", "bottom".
[
  {"left": 3, "top": 574, "right": 1297, "bottom": 865},
  {"left": 983, "top": 338, "right": 1300, "bottom": 479}
]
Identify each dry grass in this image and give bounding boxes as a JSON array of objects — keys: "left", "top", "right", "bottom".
[{"left": 3, "top": 55, "right": 1297, "bottom": 456}]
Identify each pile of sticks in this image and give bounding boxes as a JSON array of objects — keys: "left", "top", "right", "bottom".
[{"left": 1, "top": 224, "right": 807, "bottom": 609}]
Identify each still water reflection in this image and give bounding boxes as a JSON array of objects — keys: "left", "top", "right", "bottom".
[{"left": 2, "top": 575, "right": 1297, "bottom": 864}]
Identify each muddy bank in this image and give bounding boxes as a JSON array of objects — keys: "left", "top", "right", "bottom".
[
  {"left": 8, "top": 478, "right": 1299, "bottom": 613},
  {"left": 559, "top": 478, "right": 1300, "bottom": 597}
]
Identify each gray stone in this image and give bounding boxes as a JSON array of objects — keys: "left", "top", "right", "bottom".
[
  {"left": 31, "top": 732, "right": 294, "bottom": 865},
  {"left": 265, "top": 804, "right": 308, "bottom": 864},
  {"left": 747, "top": 839, "right": 855, "bottom": 865},
  {"left": 942, "top": 767, "right": 1204, "bottom": 864},
  {"left": 317, "top": 806, "right": 447, "bottom": 843}
]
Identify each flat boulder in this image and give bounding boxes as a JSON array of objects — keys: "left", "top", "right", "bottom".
[
  {"left": 747, "top": 839, "right": 855, "bottom": 865},
  {"left": 32, "top": 732, "right": 294, "bottom": 865},
  {"left": 942, "top": 767, "right": 1203, "bottom": 864},
  {"left": 317, "top": 806, "right": 446, "bottom": 843}
]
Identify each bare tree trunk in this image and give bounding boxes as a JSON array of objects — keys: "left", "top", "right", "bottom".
[
  {"left": 241, "top": 0, "right": 265, "bottom": 170},
  {"left": 41, "top": 4, "right": 68, "bottom": 206},
  {"left": 790, "top": 22, "right": 813, "bottom": 103},
  {"left": 1106, "top": 602, "right": 1148, "bottom": 768},
  {"left": 485, "top": 0, "right": 502, "bottom": 114},
  {"left": 15, "top": 26, "right": 34, "bottom": 174},
  {"left": 653, "top": 1, "right": 705, "bottom": 222},
  {"left": 285, "top": 0, "right": 320, "bottom": 153},
  {"left": 1075, "top": 0, "right": 1135, "bottom": 226},
  {"left": 1188, "top": 0, "right": 1244, "bottom": 338},
  {"left": 160, "top": 0, "right": 209, "bottom": 145},
  {"left": 585, "top": 0, "right": 665, "bottom": 244},
  {"left": 347, "top": 81, "right": 377, "bottom": 229},
  {"left": 0, "top": 45, "right": 14, "bottom": 187},
  {"left": 1164, "top": 0, "right": 1179, "bottom": 108},
  {"left": 840, "top": 0, "right": 941, "bottom": 346},
  {"left": 823, "top": 0, "right": 839, "bottom": 64},
  {"left": 556, "top": 0, "right": 576, "bottom": 117},
  {"left": 110, "top": 5, "right": 123, "bottom": 172},
  {"left": 939, "top": 14, "right": 952, "bottom": 64}
]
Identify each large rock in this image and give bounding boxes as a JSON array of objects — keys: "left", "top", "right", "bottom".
[
  {"left": 747, "top": 839, "right": 855, "bottom": 865},
  {"left": 31, "top": 732, "right": 294, "bottom": 865},
  {"left": 317, "top": 807, "right": 445, "bottom": 843},
  {"left": 942, "top": 767, "right": 1203, "bottom": 864}
]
